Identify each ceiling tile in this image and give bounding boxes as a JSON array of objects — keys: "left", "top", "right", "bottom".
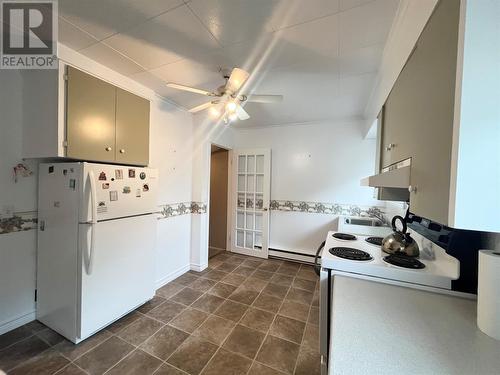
[
  {"left": 222, "top": 13, "right": 339, "bottom": 73},
  {"left": 338, "top": 44, "right": 384, "bottom": 76},
  {"left": 58, "top": 17, "right": 99, "bottom": 51},
  {"left": 269, "top": 0, "right": 340, "bottom": 31},
  {"left": 186, "top": 0, "right": 278, "bottom": 46},
  {"left": 103, "top": 5, "right": 221, "bottom": 70},
  {"left": 79, "top": 43, "right": 145, "bottom": 76},
  {"left": 339, "top": 0, "right": 376, "bottom": 11},
  {"left": 339, "top": 0, "right": 399, "bottom": 53},
  {"left": 59, "top": 0, "right": 184, "bottom": 41}
]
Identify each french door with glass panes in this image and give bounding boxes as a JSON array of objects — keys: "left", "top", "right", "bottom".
[{"left": 230, "top": 149, "right": 271, "bottom": 258}]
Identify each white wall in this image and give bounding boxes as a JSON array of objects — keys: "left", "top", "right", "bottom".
[
  {"left": 149, "top": 99, "right": 195, "bottom": 287},
  {"left": 0, "top": 70, "right": 39, "bottom": 332},
  {"left": 190, "top": 115, "right": 235, "bottom": 270},
  {"left": 0, "top": 47, "right": 196, "bottom": 334},
  {"left": 233, "top": 121, "right": 381, "bottom": 255}
]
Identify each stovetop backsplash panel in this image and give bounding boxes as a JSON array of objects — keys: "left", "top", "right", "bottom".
[{"left": 407, "top": 213, "right": 500, "bottom": 294}]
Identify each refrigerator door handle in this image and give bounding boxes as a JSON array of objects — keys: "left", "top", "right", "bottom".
[
  {"left": 88, "top": 170, "right": 98, "bottom": 225},
  {"left": 83, "top": 170, "right": 98, "bottom": 275}
]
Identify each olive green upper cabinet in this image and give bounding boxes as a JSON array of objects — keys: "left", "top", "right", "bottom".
[
  {"left": 376, "top": 0, "right": 500, "bottom": 232},
  {"left": 382, "top": 0, "right": 460, "bottom": 224},
  {"left": 115, "top": 88, "right": 150, "bottom": 166},
  {"left": 21, "top": 64, "right": 150, "bottom": 166},
  {"left": 66, "top": 67, "right": 117, "bottom": 163}
]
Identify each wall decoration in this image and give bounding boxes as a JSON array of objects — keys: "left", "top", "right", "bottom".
[
  {"left": 158, "top": 201, "right": 207, "bottom": 219},
  {"left": 269, "top": 200, "right": 385, "bottom": 218},
  {"left": 13, "top": 163, "right": 33, "bottom": 183},
  {"left": 0, "top": 211, "right": 37, "bottom": 235}
]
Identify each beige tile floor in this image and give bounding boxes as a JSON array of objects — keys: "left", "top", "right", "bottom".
[{"left": 0, "top": 252, "right": 320, "bottom": 375}]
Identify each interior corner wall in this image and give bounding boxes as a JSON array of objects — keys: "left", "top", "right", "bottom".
[
  {"left": 232, "top": 121, "right": 383, "bottom": 256},
  {"left": 0, "top": 70, "right": 38, "bottom": 334}
]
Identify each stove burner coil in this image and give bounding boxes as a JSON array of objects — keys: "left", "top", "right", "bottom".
[
  {"left": 332, "top": 233, "right": 357, "bottom": 241},
  {"left": 383, "top": 254, "right": 425, "bottom": 269},
  {"left": 365, "top": 236, "right": 384, "bottom": 246},
  {"left": 329, "top": 247, "right": 373, "bottom": 261}
]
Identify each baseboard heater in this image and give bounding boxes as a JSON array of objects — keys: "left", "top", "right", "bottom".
[{"left": 254, "top": 246, "right": 315, "bottom": 264}]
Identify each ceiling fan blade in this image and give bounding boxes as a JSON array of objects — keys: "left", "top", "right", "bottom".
[
  {"left": 246, "top": 94, "right": 283, "bottom": 103},
  {"left": 167, "top": 82, "right": 214, "bottom": 96},
  {"left": 188, "top": 101, "right": 214, "bottom": 113},
  {"left": 226, "top": 68, "right": 250, "bottom": 93},
  {"left": 236, "top": 105, "right": 250, "bottom": 121}
]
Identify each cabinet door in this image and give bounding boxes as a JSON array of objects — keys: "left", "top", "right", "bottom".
[
  {"left": 115, "top": 88, "right": 150, "bottom": 166},
  {"left": 66, "top": 67, "right": 116, "bottom": 162},
  {"left": 382, "top": 0, "right": 460, "bottom": 224}
]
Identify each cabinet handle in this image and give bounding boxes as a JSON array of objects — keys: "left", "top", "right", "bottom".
[
  {"left": 105, "top": 147, "right": 112, "bottom": 152},
  {"left": 385, "top": 143, "right": 396, "bottom": 151},
  {"left": 119, "top": 149, "right": 126, "bottom": 154},
  {"left": 408, "top": 185, "right": 417, "bottom": 193}
]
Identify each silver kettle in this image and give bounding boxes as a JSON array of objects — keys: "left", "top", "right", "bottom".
[{"left": 382, "top": 216, "right": 419, "bottom": 257}]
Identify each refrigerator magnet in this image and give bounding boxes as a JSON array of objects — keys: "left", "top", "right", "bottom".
[
  {"left": 115, "top": 170, "right": 123, "bottom": 179},
  {"left": 143, "top": 184, "right": 149, "bottom": 192},
  {"left": 123, "top": 186, "right": 131, "bottom": 194},
  {"left": 69, "top": 179, "right": 76, "bottom": 190},
  {"left": 98, "top": 172, "right": 107, "bottom": 181},
  {"left": 128, "top": 169, "right": 136, "bottom": 178},
  {"left": 102, "top": 183, "right": 110, "bottom": 189},
  {"left": 140, "top": 172, "right": 146, "bottom": 180},
  {"left": 109, "top": 191, "right": 118, "bottom": 201},
  {"left": 136, "top": 189, "right": 141, "bottom": 197}
]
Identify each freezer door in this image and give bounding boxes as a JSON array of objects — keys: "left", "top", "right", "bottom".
[
  {"left": 78, "top": 214, "right": 156, "bottom": 340},
  {"left": 80, "top": 163, "right": 158, "bottom": 222}
]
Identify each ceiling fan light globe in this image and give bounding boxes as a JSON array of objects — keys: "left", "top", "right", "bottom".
[
  {"left": 228, "top": 113, "right": 238, "bottom": 121},
  {"left": 226, "top": 101, "right": 237, "bottom": 112}
]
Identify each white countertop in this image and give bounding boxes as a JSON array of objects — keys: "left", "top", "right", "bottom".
[{"left": 329, "top": 275, "right": 500, "bottom": 374}]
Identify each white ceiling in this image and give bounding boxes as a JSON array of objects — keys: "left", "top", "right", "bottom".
[{"left": 58, "top": 0, "right": 400, "bottom": 128}]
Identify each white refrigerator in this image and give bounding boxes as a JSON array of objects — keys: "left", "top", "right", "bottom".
[{"left": 37, "top": 162, "right": 158, "bottom": 343}]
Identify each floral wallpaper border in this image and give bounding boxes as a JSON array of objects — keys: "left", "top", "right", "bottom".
[
  {"left": 157, "top": 201, "right": 207, "bottom": 219},
  {"left": 269, "top": 200, "right": 385, "bottom": 218},
  {"left": 0, "top": 211, "right": 38, "bottom": 235},
  {"left": 0, "top": 202, "right": 208, "bottom": 235},
  {"left": 1, "top": 201, "right": 383, "bottom": 234}
]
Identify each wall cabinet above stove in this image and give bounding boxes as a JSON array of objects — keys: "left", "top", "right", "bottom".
[
  {"left": 375, "top": 0, "right": 500, "bottom": 232},
  {"left": 22, "top": 64, "right": 150, "bottom": 166}
]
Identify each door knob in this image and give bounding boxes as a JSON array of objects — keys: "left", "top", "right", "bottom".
[
  {"left": 408, "top": 185, "right": 417, "bottom": 193},
  {"left": 119, "top": 149, "right": 125, "bottom": 154},
  {"left": 105, "top": 147, "right": 112, "bottom": 152}
]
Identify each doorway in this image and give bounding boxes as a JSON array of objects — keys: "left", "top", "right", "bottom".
[{"left": 208, "top": 145, "right": 229, "bottom": 258}]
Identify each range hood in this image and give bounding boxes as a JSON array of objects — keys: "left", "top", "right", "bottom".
[{"left": 361, "top": 159, "right": 411, "bottom": 201}]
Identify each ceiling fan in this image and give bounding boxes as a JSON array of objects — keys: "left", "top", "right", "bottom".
[{"left": 166, "top": 68, "right": 283, "bottom": 123}]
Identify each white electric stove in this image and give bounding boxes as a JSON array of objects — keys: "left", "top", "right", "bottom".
[
  {"left": 322, "top": 231, "right": 459, "bottom": 289},
  {"left": 319, "top": 228, "right": 460, "bottom": 374}
]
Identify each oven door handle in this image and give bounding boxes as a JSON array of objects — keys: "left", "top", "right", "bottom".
[{"left": 314, "top": 240, "right": 325, "bottom": 276}]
